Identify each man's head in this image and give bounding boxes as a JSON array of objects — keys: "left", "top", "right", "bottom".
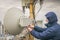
[
  {"left": 45, "top": 12, "right": 58, "bottom": 24},
  {"left": 44, "top": 12, "right": 58, "bottom": 27}
]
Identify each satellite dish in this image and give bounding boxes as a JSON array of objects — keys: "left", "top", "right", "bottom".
[{"left": 4, "top": 7, "right": 24, "bottom": 35}]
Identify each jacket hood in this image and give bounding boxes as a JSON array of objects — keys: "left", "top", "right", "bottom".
[
  {"left": 45, "top": 12, "right": 58, "bottom": 27},
  {"left": 45, "top": 12, "right": 58, "bottom": 24}
]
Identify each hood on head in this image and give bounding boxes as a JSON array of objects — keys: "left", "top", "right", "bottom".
[{"left": 45, "top": 12, "right": 58, "bottom": 24}]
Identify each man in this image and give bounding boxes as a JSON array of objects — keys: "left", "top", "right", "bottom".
[{"left": 27, "top": 12, "right": 60, "bottom": 40}]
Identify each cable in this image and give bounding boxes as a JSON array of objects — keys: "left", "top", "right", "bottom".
[
  {"left": 35, "top": 0, "right": 44, "bottom": 15},
  {"left": 33, "top": 0, "right": 44, "bottom": 26}
]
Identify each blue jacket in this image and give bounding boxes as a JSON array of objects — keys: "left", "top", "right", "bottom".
[{"left": 30, "top": 12, "right": 60, "bottom": 40}]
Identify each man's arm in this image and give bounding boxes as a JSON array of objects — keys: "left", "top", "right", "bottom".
[
  {"left": 34, "top": 26, "right": 47, "bottom": 32},
  {"left": 30, "top": 27, "right": 56, "bottom": 39}
]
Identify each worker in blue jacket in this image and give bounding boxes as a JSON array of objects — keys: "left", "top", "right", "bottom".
[{"left": 27, "top": 12, "right": 60, "bottom": 40}]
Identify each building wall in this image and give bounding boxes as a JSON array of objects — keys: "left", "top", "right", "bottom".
[{"left": 35, "top": 0, "right": 60, "bottom": 24}]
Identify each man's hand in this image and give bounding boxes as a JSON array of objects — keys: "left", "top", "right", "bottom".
[
  {"left": 28, "top": 24, "right": 34, "bottom": 29},
  {"left": 27, "top": 24, "right": 34, "bottom": 32},
  {"left": 27, "top": 27, "right": 33, "bottom": 32}
]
